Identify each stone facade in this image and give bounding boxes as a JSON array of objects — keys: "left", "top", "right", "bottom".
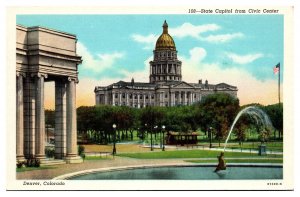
[
  {"left": 16, "top": 25, "right": 82, "bottom": 163},
  {"left": 95, "top": 21, "right": 238, "bottom": 107}
]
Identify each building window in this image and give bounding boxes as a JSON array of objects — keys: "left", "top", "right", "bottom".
[
  {"left": 122, "top": 93, "right": 125, "bottom": 98},
  {"left": 165, "top": 93, "right": 168, "bottom": 98},
  {"left": 194, "top": 94, "right": 196, "bottom": 98},
  {"left": 129, "top": 94, "right": 133, "bottom": 99},
  {"left": 151, "top": 94, "right": 154, "bottom": 99},
  {"left": 140, "top": 94, "right": 143, "bottom": 99},
  {"left": 134, "top": 94, "right": 137, "bottom": 99},
  {"left": 115, "top": 93, "right": 118, "bottom": 98},
  {"left": 122, "top": 102, "right": 126, "bottom": 106},
  {"left": 165, "top": 102, "right": 168, "bottom": 107},
  {"left": 115, "top": 102, "right": 118, "bottom": 106}
]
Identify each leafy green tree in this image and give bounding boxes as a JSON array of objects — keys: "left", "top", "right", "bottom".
[
  {"left": 45, "top": 109, "right": 55, "bottom": 128},
  {"left": 263, "top": 103, "right": 283, "bottom": 139},
  {"left": 195, "top": 93, "right": 240, "bottom": 145}
]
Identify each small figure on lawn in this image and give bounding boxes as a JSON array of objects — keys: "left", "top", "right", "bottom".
[{"left": 214, "top": 152, "right": 226, "bottom": 172}]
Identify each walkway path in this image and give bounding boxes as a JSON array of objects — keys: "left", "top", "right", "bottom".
[{"left": 17, "top": 157, "right": 188, "bottom": 180}]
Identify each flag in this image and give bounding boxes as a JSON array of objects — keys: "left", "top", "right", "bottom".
[{"left": 273, "top": 63, "right": 280, "bottom": 74}]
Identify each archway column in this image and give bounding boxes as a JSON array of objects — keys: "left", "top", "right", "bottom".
[
  {"left": 16, "top": 72, "right": 25, "bottom": 161},
  {"left": 35, "top": 73, "right": 47, "bottom": 160},
  {"left": 66, "top": 77, "right": 82, "bottom": 163},
  {"left": 55, "top": 79, "right": 67, "bottom": 159}
]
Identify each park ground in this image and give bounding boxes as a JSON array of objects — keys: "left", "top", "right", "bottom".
[{"left": 16, "top": 142, "right": 283, "bottom": 180}]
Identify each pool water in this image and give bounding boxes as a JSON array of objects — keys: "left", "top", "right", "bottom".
[{"left": 70, "top": 166, "right": 283, "bottom": 180}]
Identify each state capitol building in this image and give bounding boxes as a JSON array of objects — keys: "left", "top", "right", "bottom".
[{"left": 94, "top": 21, "right": 238, "bottom": 108}]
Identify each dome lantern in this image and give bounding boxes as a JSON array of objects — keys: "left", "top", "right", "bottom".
[{"left": 155, "top": 20, "right": 176, "bottom": 50}]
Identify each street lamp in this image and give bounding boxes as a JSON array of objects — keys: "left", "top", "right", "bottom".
[
  {"left": 162, "top": 125, "right": 166, "bottom": 151},
  {"left": 112, "top": 124, "right": 117, "bottom": 155},
  {"left": 209, "top": 127, "right": 212, "bottom": 148}
]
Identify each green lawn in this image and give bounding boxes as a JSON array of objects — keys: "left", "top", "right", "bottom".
[
  {"left": 16, "top": 166, "right": 56, "bottom": 172},
  {"left": 184, "top": 158, "right": 283, "bottom": 164},
  {"left": 84, "top": 156, "right": 113, "bottom": 160},
  {"left": 118, "top": 149, "right": 282, "bottom": 159}
]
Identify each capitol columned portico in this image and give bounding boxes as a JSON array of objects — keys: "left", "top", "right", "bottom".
[{"left": 16, "top": 25, "right": 82, "bottom": 163}]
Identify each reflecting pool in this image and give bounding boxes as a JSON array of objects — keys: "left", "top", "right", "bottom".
[{"left": 69, "top": 166, "right": 282, "bottom": 180}]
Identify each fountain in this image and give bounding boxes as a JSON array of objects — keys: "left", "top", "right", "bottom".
[{"left": 223, "top": 106, "right": 274, "bottom": 152}]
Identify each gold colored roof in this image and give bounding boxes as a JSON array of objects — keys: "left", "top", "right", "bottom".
[{"left": 155, "top": 20, "right": 176, "bottom": 50}]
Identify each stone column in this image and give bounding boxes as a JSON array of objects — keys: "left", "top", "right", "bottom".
[
  {"left": 112, "top": 92, "right": 115, "bottom": 106},
  {"left": 35, "top": 73, "right": 47, "bottom": 160},
  {"left": 179, "top": 91, "right": 182, "bottom": 104},
  {"left": 126, "top": 93, "right": 129, "bottom": 106},
  {"left": 137, "top": 92, "right": 140, "bottom": 108},
  {"left": 16, "top": 73, "right": 25, "bottom": 161},
  {"left": 143, "top": 93, "right": 146, "bottom": 108},
  {"left": 55, "top": 80, "right": 67, "bottom": 159},
  {"left": 66, "top": 78, "right": 82, "bottom": 163},
  {"left": 24, "top": 76, "right": 36, "bottom": 158},
  {"left": 171, "top": 92, "right": 175, "bottom": 106}
]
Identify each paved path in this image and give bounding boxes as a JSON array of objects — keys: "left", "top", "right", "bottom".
[{"left": 17, "top": 157, "right": 190, "bottom": 180}]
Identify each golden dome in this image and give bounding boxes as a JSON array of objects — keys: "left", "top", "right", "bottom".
[{"left": 155, "top": 20, "right": 176, "bottom": 50}]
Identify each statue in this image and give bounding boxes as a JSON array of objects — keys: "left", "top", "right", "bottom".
[{"left": 214, "top": 152, "right": 226, "bottom": 172}]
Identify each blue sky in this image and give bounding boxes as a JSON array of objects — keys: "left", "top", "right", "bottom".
[{"left": 16, "top": 14, "right": 284, "bottom": 107}]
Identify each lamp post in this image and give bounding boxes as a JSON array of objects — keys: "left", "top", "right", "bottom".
[
  {"left": 209, "top": 127, "right": 212, "bottom": 149},
  {"left": 112, "top": 124, "right": 117, "bottom": 155},
  {"left": 162, "top": 125, "right": 165, "bottom": 151},
  {"left": 153, "top": 126, "right": 158, "bottom": 151}
]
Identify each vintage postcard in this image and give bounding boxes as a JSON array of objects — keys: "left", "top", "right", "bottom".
[{"left": 6, "top": 5, "right": 294, "bottom": 190}]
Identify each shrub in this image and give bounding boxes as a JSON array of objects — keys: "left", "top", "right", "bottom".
[
  {"left": 25, "top": 155, "right": 40, "bottom": 168},
  {"left": 78, "top": 145, "right": 85, "bottom": 156},
  {"left": 16, "top": 160, "right": 24, "bottom": 168},
  {"left": 45, "top": 147, "right": 55, "bottom": 158},
  {"left": 34, "top": 159, "right": 40, "bottom": 167}
]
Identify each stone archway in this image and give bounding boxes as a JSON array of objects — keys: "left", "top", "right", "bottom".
[{"left": 16, "top": 25, "right": 82, "bottom": 164}]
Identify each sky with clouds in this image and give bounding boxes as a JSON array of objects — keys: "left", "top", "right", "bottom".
[{"left": 17, "top": 14, "right": 283, "bottom": 109}]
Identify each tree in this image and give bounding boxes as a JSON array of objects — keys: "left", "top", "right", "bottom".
[
  {"left": 45, "top": 109, "right": 55, "bottom": 128},
  {"left": 263, "top": 103, "right": 283, "bottom": 139},
  {"left": 77, "top": 106, "right": 97, "bottom": 143},
  {"left": 195, "top": 93, "right": 240, "bottom": 145},
  {"left": 140, "top": 106, "right": 165, "bottom": 150}
]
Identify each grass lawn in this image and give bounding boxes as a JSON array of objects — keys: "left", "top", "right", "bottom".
[
  {"left": 16, "top": 166, "right": 56, "bottom": 172},
  {"left": 83, "top": 144, "right": 150, "bottom": 153},
  {"left": 118, "top": 149, "right": 282, "bottom": 159},
  {"left": 184, "top": 158, "right": 283, "bottom": 164},
  {"left": 84, "top": 156, "right": 113, "bottom": 161}
]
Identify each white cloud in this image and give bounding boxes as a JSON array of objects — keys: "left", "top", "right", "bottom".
[
  {"left": 203, "top": 32, "right": 244, "bottom": 43},
  {"left": 131, "top": 34, "right": 158, "bottom": 50},
  {"left": 187, "top": 47, "right": 207, "bottom": 63},
  {"left": 169, "top": 23, "right": 220, "bottom": 39},
  {"left": 180, "top": 47, "right": 281, "bottom": 106},
  {"left": 131, "top": 22, "right": 244, "bottom": 48},
  {"left": 77, "top": 42, "right": 124, "bottom": 72},
  {"left": 226, "top": 52, "right": 264, "bottom": 64},
  {"left": 132, "top": 34, "right": 158, "bottom": 44}
]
